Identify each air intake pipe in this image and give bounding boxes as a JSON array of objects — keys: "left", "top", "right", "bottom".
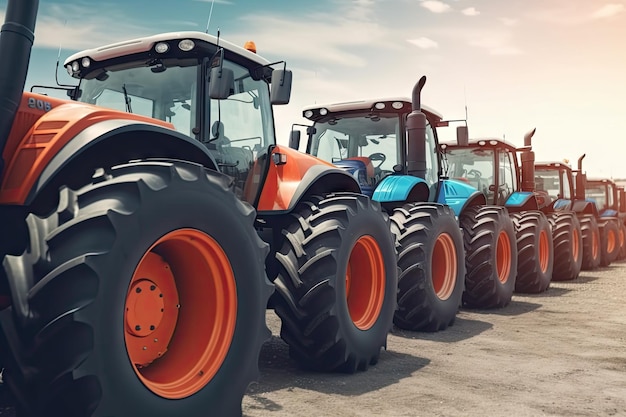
[{"left": 0, "top": 0, "right": 39, "bottom": 175}]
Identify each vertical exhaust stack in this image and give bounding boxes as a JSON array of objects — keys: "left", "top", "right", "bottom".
[
  {"left": 520, "top": 128, "right": 536, "bottom": 192},
  {"left": 0, "top": 0, "right": 39, "bottom": 173},
  {"left": 407, "top": 76, "right": 427, "bottom": 179},
  {"left": 575, "top": 154, "right": 587, "bottom": 200}
]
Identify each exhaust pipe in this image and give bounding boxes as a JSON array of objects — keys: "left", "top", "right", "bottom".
[
  {"left": 520, "top": 128, "right": 536, "bottom": 192},
  {"left": 0, "top": 0, "right": 39, "bottom": 172},
  {"left": 407, "top": 76, "right": 427, "bottom": 178}
]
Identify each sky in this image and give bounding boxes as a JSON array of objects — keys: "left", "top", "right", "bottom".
[{"left": 2, "top": 0, "right": 626, "bottom": 178}]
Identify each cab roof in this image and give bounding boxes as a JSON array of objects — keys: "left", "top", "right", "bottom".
[
  {"left": 441, "top": 137, "right": 519, "bottom": 152},
  {"left": 303, "top": 97, "right": 443, "bottom": 121},
  {"left": 64, "top": 31, "right": 269, "bottom": 67}
]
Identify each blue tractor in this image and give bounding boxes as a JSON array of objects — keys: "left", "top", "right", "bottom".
[{"left": 293, "top": 76, "right": 518, "bottom": 333}]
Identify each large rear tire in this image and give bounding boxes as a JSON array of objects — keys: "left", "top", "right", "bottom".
[
  {"left": 460, "top": 206, "right": 517, "bottom": 309},
  {"left": 272, "top": 193, "right": 397, "bottom": 373},
  {"left": 390, "top": 203, "right": 465, "bottom": 332},
  {"left": 617, "top": 222, "right": 626, "bottom": 261},
  {"left": 510, "top": 211, "right": 554, "bottom": 294},
  {"left": 548, "top": 212, "right": 583, "bottom": 281},
  {"left": 1, "top": 161, "right": 272, "bottom": 417},
  {"left": 599, "top": 219, "right": 620, "bottom": 267},
  {"left": 579, "top": 215, "right": 601, "bottom": 270}
]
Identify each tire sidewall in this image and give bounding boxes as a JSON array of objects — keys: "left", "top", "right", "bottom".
[
  {"left": 80, "top": 176, "right": 269, "bottom": 416},
  {"left": 332, "top": 197, "right": 397, "bottom": 356},
  {"left": 418, "top": 208, "right": 465, "bottom": 318}
]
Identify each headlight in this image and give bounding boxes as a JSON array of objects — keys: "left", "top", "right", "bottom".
[
  {"left": 155, "top": 42, "right": 170, "bottom": 53},
  {"left": 304, "top": 110, "right": 314, "bottom": 119},
  {"left": 178, "top": 39, "right": 195, "bottom": 51},
  {"left": 81, "top": 57, "right": 91, "bottom": 68},
  {"left": 319, "top": 108, "right": 328, "bottom": 116},
  {"left": 71, "top": 61, "right": 80, "bottom": 73}
]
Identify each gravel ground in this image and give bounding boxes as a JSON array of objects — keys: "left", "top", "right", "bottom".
[
  {"left": 244, "top": 260, "right": 626, "bottom": 417},
  {"left": 1, "top": 261, "right": 625, "bottom": 417}
]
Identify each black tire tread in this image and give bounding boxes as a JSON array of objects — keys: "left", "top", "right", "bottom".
[
  {"left": 272, "top": 193, "right": 396, "bottom": 373},
  {"left": 390, "top": 203, "right": 465, "bottom": 332},
  {"left": 548, "top": 212, "right": 583, "bottom": 281},
  {"left": 460, "top": 206, "right": 517, "bottom": 309},
  {"left": 510, "top": 211, "right": 554, "bottom": 294},
  {"left": 2, "top": 160, "right": 272, "bottom": 417}
]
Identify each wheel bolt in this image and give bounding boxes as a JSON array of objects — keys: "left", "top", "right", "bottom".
[
  {"left": 150, "top": 285, "right": 156, "bottom": 291},
  {"left": 150, "top": 325, "right": 155, "bottom": 330},
  {"left": 135, "top": 325, "right": 141, "bottom": 331},
  {"left": 136, "top": 287, "right": 142, "bottom": 293}
]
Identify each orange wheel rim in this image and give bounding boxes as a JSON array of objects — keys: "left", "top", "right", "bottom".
[
  {"left": 607, "top": 228, "right": 617, "bottom": 253},
  {"left": 346, "top": 235, "right": 385, "bottom": 331},
  {"left": 431, "top": 233, "right": 457, "bottom": 301},
  {"left": 495, "top": 230, "right": 512, "bottom": 283},
  {"left": 538, "top": 229, "right": 550, "bottom": 273},
  {"left": 572, "top": 227, "right": 580, "bottom": 262},
  {"left": 592, "top": 229, "right": 599, "bottom": 260},
  {"left": 125, "top": 229, "right": 237, "bottom": 399}
]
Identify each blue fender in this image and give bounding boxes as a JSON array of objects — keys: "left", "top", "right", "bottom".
[
  {"left": 437, "top": 178, "right": 483, "bottom": 217},
  {"left": 600, "top": 209, "right": 618, "bottom": 218},
  {"left": 372, "top": 175, "right": 429, "bottom": 203},
  {"left": 553, "top": 198, "right": 572, "bottom": 210},
  {"left": 505, "top": 191, "right": 535, "bottom": 208}
]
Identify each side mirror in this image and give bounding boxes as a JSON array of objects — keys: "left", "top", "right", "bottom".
[
  {"left": 271, "top": 69, "right": 292, "bottom": 105},
  {"left": 456, "top": 126, "right": 469, "bottom": 146},
  {"left": 209, "top": 66, "right": 234, "bottom": 99},
  {"left": 289, "top": 130, "right": 300, "bottom": 149}
]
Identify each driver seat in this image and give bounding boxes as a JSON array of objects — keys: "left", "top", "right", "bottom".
[{"left": 346, "top": 157, "right": 376, "bottom": 185}]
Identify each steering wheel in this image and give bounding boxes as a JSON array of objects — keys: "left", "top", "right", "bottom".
[
  {"left": 467, "top": 169, "right": 482, "bottom": 178},
  {"left": 368, "top": 152, "right": 386, "bottom": 169}
]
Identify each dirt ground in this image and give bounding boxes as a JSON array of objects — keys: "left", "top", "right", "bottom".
[
  {"left": 0, "top": 261, "right": 624, "bottom": 417},
  {"left": 244, "top": 261, "right": 626, "bottom": 417}
]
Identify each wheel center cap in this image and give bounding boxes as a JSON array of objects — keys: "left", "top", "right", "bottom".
[{"left": 126, "top": 279, "right": 165, "bottom": 337}]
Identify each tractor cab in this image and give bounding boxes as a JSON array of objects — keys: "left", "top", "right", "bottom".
[
  {"left": 302, "top": 98, "right": 441, "bottom": 199},
  {"left": 64, "top": 32, "right": 292, "bottom": 202},
  {"left": 585, "top": 178, "right": 619, "bottom": 216},
  {"left": 440, "top": 138, "right": 519, "bottom": 206}
]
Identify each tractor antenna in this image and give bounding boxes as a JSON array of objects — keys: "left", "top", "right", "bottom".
[
  {"left": 464, "top": 85, "right": 468, "bottom": 122},
  {"left": 54, "top": 22, "right": 75, "bottom": 88},
  {"left": 205, "top": 0, "right": 216, "bottom": 34}
]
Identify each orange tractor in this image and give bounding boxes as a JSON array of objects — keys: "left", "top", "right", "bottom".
[
  {"left": 583, "top": 177, "right": 624, "bottom": 265},
  {"left": 0, "top": 1, "right": 398, "bottom": 416}
]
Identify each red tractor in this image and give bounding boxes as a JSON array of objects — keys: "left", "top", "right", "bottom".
[
  {"left": 583, "top": 177, "right": 624, "bottom": 265},
  {"left": 534, "top": 157, "right": 603, "bottom": 270},
  {"left": 441, "top": 129, "right": 569, "bottom": 291},
  {"left": 0, "top": 1, "right": 398, "bottom": 416}
]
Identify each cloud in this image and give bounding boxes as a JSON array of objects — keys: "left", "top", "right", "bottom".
[
  {"left": 462, "top": 7, "right": 480, "bottom": 16},
  {"left": 499, "top": 17, "right": 518, "bottom": 26},
  {"left": 232, "top": 4, "right": 394, "bottom": 68},
  {"left": 407, "top": 37, "right": 439, "bottom": 49},
  {"left": 1, "top": 4, "right": 152, "bottom": 51},
  {"left": 591, "top": 4, "right": 625, "bottom": 19},
  {"left": 463, "top": 29, "right": 523, "bottom": 55},
  {"left": 420, "top": 1, "right": 452, "bottom": 14}
]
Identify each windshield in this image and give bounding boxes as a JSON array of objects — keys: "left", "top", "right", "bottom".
[
  {"left": 586, "top": 184, "right": 607, "bottom": 210},
  {"left": 535, "top": 168, "right": 570, "bottom": 200},
  {"left": 309, "top": 113, "right": 401, "bottom": 183},
  {"left": 77, "top": 57, "right": 276, "bottom": 201},
  {"left": 445, "top": 147, "right": 495, "bottom": 202},
  {"left": 308, "top": 112, "right": 439, "bottom": 191},
  {"left": 79, "top": 62, "right": 200, "bottom": 137}
]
